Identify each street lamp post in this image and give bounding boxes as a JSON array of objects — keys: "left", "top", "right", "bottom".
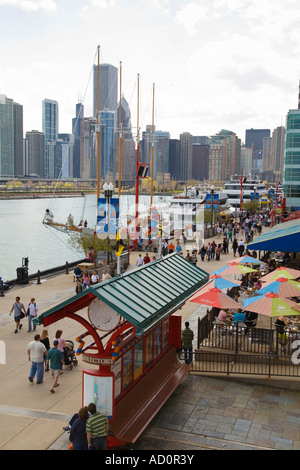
[
  {"left": 211, "top": 185, "right": 215, "bottom": 229},
  {"left": 103, "top": 182, "right": 114, "bottom": 265}
]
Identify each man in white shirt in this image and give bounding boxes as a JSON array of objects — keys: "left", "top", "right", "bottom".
[
  {"left": 27, "top": 334, "right": 47, "bottom": 384},
  {"left": 27, "top": 298, "right": 38, "bottom": 333},
  {"left": 101, "top": 270, "right": 112, "bottom": 282}
]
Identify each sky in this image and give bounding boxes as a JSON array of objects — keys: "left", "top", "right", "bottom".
[{"left": 1, "top": 0, "right": 300, "bottom": 143}]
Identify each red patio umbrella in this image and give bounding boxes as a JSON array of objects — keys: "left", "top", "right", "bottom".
[{"left": 190, "top": 287, "right": 242, "bottom": 309}]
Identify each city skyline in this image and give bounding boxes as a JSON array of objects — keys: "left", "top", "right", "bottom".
[{"left": 0, "top": 0, "right": 300, "bottom": 142}]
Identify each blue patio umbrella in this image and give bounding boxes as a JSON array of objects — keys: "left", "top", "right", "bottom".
[
  {"left": 210, "top": 275, "right": 241, "bottom": 290},
  {"left": 229, "top": 255, "right": 264, "bottom": 265}
]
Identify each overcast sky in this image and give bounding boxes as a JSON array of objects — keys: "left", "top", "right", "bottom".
[{"left": 1, "top": 0, "right": 300, "bottom": 143}]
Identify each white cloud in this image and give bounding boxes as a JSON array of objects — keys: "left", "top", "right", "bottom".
[
  {"left": 175, "top": 1, "right": 208, "bottom": 34},
  {"left": 0, "top": 0, "right": 57, "bottom": 11}
]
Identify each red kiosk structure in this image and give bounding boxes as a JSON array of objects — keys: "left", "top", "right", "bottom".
[{"left": 34, "top": 253, "right": 209, "bottom": 446}]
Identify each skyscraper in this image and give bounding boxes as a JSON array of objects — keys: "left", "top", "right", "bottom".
[
  {"left": 0, "top": 98, "right": 25, "bottom": 177},
  {"left": 25, "top": 130, "right": 45, "bottom": 177},
  {"left": 245, "top": 128, "right": 270, "bottom": 177},
  {"left": 42, "top": 99, "right": 59, "bottom": 177},
  {"left": 179, "top": 132, "right": 193, "bottom": 181},
  {"left": 283, "top": 109, "right": 300, "bottom": 210},
  {"left": 209, "top": 130, "right": 238, "bottom": 182},
  {"left": 13, "top": 102, "right": 24, "bottom": 176},
  {"left": 100, "top": 110, "right": 116, "bottom": 180},
  {"left": 72, "top": 103, "right": 84, "bottom": 178},
  {"left": 93, "top": 63, "right": 118, "bottom": 117}
]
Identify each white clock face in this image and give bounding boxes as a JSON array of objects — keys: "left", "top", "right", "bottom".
[{"left": 88, "top": 298, "right": 121, "bottom": 331}]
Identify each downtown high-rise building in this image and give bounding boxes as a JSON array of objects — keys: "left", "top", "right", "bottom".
[
  {"left": 209, "top": 130, "right": 239, "bottom": 182},
  {"left": 42, "top": 99, "right": 59, "bottom": 178},
  {"left": 245, "top": 128, "right": 270, "bottom": 177},
  {"left": 0, "top": 94, "right": 23, "bottom": 176},
  {"left": 72, "top": 103, "right": 84, "bottom": 178},
  {"left": 93, "top": 64, "right": 118, "bottom": 117},
  {"left": 25, "top": 130, "right": 45, "bottom": 177},
  {"left": 283, "top": 109, "right": 300, "bottom": 210}
]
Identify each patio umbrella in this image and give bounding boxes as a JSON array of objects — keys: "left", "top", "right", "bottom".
[
  {"left": 209, "top": 275, "right": 242, "bottom": 289},
  {"left": 261, "top": 267, "right": 300, "bottom": 284},
  {"left": 190, "top": 287, "right": 242, "bottom": 309},
  {"left": 228, "top": 255, "right": 264, "bottom": 265},
  {"left": 189, "top": 276, "right": 242, "bottom": 300},
  {"left": 256, "top": 277, "right": 300, "bottom": 298},
  {"left": 242, "top": 292, "right": 300, "bottom": 317},
  {"left": 212, "top": 262, "right": 257, "bottom": 278}
]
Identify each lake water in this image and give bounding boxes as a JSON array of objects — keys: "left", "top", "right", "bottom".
[{"left": 0, "top": 193, "right": 169, "bottom": 281}]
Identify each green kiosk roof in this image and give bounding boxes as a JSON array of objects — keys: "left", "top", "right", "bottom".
[{"left": 35, "top": 253, "right": 209, "bottom": 336}]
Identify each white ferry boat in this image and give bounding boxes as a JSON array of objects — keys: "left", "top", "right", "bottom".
[{"left": 224, "top": 177, "right": 267, "bottom": 215}]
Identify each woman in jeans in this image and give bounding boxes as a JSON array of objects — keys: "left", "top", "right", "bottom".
[{"left": 69, "top": 407, "right": 89, "bottom": 450}]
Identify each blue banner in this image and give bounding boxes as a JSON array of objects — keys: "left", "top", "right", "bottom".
[
  {"left": 206, "top": 194, "right": 212, "bottom": 210},
  {"left": 213, "top": 193, "right": 219, "bottom": 212},
  {"left": 96, "top": 197, "right": 119, "bottom": 239}
]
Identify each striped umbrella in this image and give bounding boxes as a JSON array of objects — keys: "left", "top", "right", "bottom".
[
  {"left": 190, "top": 287, "right": 242, "bottom": 309},
  {"left": 212, "top": 262, "right": 257, "bottom": 277},
  {"left": 242, "top": 292, "right": 300, "bottom": 317},
  {"left": 261, "top": 267, "right": 300, "bottom": 284},
  {"left": 209, "top": 275, "right": 242, "bottom": 289},
  {"left": 189, "top": 276, "right": 241, "bottom": 300},
  {"left": 256, "top": 277, "right": 300, "bottom": 298},
  {"left": 228, "top": 255, "right": 264, "bottom": 265}
]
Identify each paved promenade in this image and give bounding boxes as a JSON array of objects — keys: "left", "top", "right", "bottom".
[{"left": 1, "top": 241, "right": 300, "bottom": 450}]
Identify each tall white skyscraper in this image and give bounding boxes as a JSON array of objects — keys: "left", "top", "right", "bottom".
[{"left": 42, "top": 99, "right": 59, "bottom": 177}]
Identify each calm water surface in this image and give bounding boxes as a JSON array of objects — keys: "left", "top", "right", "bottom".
[{"left": 0, "top": 194, "right": 168, "bottom": 281}]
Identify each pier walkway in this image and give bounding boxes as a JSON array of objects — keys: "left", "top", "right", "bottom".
[{"left": 1, "top": 245, "right": 300, "bottom": 450}]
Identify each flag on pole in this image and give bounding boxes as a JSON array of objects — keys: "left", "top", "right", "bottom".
[{"left": 115, "top": 230, "right": 125, "bottom": 257}]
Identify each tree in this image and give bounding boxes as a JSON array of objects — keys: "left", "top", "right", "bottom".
[{"left": 68, "top": 233, "right": 114, "bottom": 259}]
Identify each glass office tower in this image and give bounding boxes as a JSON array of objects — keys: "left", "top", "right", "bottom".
[
  {"left": 283, "top": 109, "right": 300, "bottom": 210},
  {"left": 0, "top": 94, "right": 14, "bottom": 176},
  {"left": 42, "top": 99, "right": 59, "bottom": 177}
]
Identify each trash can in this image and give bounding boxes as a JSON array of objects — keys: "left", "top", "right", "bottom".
[{"left": 16, "top": 267, "right": 29, "bottom": 284}]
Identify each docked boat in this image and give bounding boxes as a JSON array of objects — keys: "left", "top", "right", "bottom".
[{"left": 224, "top": 177, "right": 267, "bottom": 215}]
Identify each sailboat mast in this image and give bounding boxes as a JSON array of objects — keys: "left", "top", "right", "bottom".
[
  {"left": 96, "top": 45, "right": 101, "bottom": 201},
  {"left": 150, "top": 83, "right": 155, "bottom": 207},
  {"left": 118, "top": 61, "right": 122, "bottom": 200},
  {"left": 134, "top": 73, "right": 140, "bottom": 250}
]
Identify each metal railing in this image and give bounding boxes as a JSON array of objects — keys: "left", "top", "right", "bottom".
[
  {"left": 197, "top": 320, "right": 300, "bottom": 357},
  {"left": 184, "top": 351, "right": 300, "bottom": 378}
]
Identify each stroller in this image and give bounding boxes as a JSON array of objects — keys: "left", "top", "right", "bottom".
[{"left": 63, "top": 340, "right": 78, "bottom": 370}]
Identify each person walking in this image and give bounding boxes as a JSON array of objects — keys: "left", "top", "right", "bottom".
[
  {"left": 69, "top": 406, "right": 89, "bottom": 450},
  {"left": 47, "top": 339, "right": 63, "bottom": 393},
  {"left": 86, "top": 403, "right": 109, "bottom": 450},
  {"left": 82, "top": 270, "right": 90, "bottom": 290},
  {"left": 27, "top": 334, "right": 47, "bottom": 384},
  {"left": 27, "top": 298, "right": 38, "bottom": 333},
  {"left": 55, "top": 330, "right": 65, "bottom": 373},
  {"left": 40, "top": 329, "right": 50, "bottom": 372},
  {"left": 9, "top": 296, "right": 26, "bottom": 334},
  {"left": 181, "top": 321, "right": 194, "bottom": 365}
]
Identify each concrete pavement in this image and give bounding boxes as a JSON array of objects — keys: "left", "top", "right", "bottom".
[{"left": 1, "top": 239, "right": 300, "bottom": 450}]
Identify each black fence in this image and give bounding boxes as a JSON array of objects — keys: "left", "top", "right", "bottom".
[
  {"left": 184, "top": 351, "right": 300, "bottom": 378},
  {"left": 197, "top": 320, "right": 300, "bottom": 357}
]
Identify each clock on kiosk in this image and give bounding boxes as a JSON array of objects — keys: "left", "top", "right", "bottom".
[{"left": 88, "top": 298, "right": 121, "bottom": 331}]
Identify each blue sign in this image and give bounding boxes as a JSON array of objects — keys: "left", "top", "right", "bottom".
[
  {"left": 96, "top": 197, "right": 119, "bottom": 239},
  {"left": 213, "top": 193, "right": 219, "bottom": 212},
  {"left": 206, "top": 194, "right": 212, "bottom": 210}
]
